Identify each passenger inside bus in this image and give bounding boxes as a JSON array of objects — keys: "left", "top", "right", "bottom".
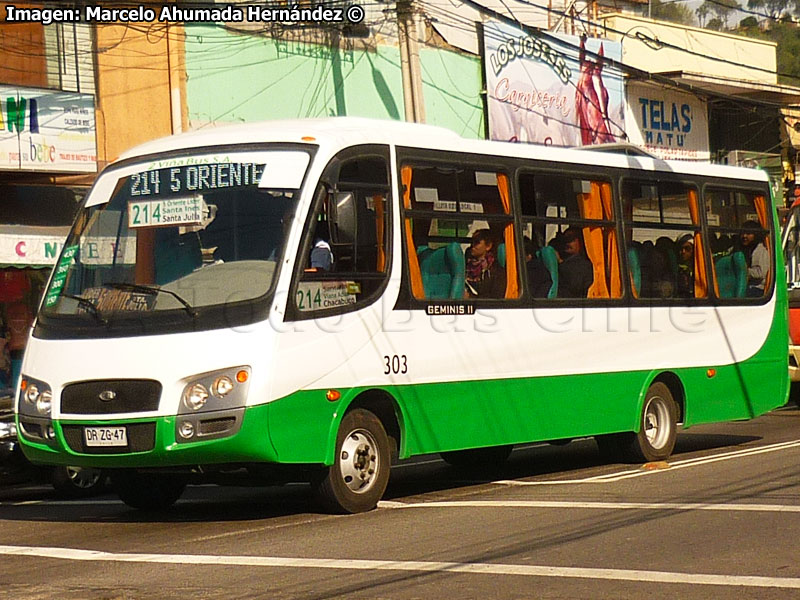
[
  {"left": 465, "top": 228, "right": 506, "bottom": 298},
  {"left": 309, "top": 218, "right": 334, "bottom": 272},
  {"left": 523, "top": 236, "right": 553, "bottom": 298},
  {"left": 556, "top": 228, "right": 593, "bottom": 298},
  {"left": 676, "top": 235, "right": 695, "bottom": 298},
  {"left": 741, "top": 220, "right": 769, "bottom": 297}
]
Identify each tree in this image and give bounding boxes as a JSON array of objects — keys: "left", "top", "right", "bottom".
[
  {"left": 698, "top": 0, "right": 742, "bottom": 28},
  {"left": 747, "top": 0, "right": 791, "bottom": 19},
  {"left": 696, "top": 2, "right": 711, "bottom": 25},
  {"left": 651, "top": 0, "right": 695, "bottom": 24},
  {"left": 736, "top": 19, "right": 800, "bottom": 86}
]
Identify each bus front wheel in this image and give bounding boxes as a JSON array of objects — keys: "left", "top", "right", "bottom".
[
  {"left": 315, "top": 409, "right": 391, "bottom": 514},
  {"left": 112, "top": 470, "right": 186, "bottom": 511},
  {"left": 596, "top": 382, "right": 678, "bottom": 463}
]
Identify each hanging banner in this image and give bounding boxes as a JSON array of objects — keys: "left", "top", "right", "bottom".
[
  {"left": 483, "top": 20, "right": 626, "bottom": 147},
  {"left": 0, "top": 85, "right": 97, "bottom": 173},
  {"left": 625, "top": 82, "right": 710, "bottom": 161}
]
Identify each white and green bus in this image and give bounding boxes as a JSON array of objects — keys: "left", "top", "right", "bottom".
[{"left": 16, "top": 118, "right": 788, "bottom": 513}]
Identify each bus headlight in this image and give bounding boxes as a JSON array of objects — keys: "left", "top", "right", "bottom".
[
  {"left": 176, "top": 367, "right": 250, "bottom": 444},
  {"left": 37, "top": 390, "right": 53, "bottom": 416},
  {"left": 18, "top": 377, "right": 55, "bottom": 419},
  {"left": 24, "top": 384, "right": 40, "bottom": 404},
  {"left": 178, "top": 367, "right": 251, "bottom": 416},
  {"left": 183, "top": 384, "right": 209, "bottom": 411},
  {"left": 212, "top": 376, "right": 234, "bottom": 398}
]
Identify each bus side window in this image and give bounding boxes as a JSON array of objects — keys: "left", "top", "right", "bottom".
[
  {"left": 706, "top": 188, "right": 773, "bottom": 300},
  {"left": 621, "top": 180, "right": 705, "bottom": 299},
  {"left": 291, "top": 148, "right": 391, "bottom": 317}
]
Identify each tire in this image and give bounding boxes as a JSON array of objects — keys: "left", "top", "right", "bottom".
[
  {"left": 111, "top": 470, "right": 186, "bottom": 511},
  {"left": 440, "top": 445, "right": 513, "bottom": 470},
  {"left": 597, "top": 382, "right": 678, "bottom": 463},
  {"left": 51, "top": 466, "right": 104, "bottom": 498},
  {"left": 315, "top": 409, "right": 391, "bottom": 514},
  {"left": 790, "top": 382, "right": 800, "bottom": 407}
]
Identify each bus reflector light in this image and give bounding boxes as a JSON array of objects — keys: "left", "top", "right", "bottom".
[
  {"left": 236, "top": 370, "right": 249, "bottom": 384},
  {"left": 326, "top": 390, "right": 341, "bottom": 402},
  {"left": 706, "top": 369, "right": 716, "bottom": 378},
  {"left": 301, "top": 136, "right": 316, "bottom": 141}
]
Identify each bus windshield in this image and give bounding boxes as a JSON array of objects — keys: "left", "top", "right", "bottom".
[{"left": 40, "top": 149, "right": 311, "bottom": 325}]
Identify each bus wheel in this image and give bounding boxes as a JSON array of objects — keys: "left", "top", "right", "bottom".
[
  {"left": 596, "top": 382, "right": 677, "bottom": 463},
  {"left": 315, "top": 409, "right": 390, "bottom": 514},
  {"left": 112, "top": 470, "right": 186, "bottom": 511},
  {"left": 633, "top": 382, "right": 678, "bottom": 461},
  {"left": 51, "top": 466, "right": 104, "bottom": 498},
  {"left": 440, "top": 445, "right": 513, "bottom": 470}
]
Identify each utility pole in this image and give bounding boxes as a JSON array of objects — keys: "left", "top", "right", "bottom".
[{"left": 397, "top": 0, "right": 426, "bottom": 123}]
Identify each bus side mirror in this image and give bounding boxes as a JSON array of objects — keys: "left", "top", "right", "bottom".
[{"left": 330, "top": 191, "right": 356, "bottom": 244}]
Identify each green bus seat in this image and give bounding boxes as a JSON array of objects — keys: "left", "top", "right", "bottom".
[
  {"left": 628, "top": 246, "right": 642, "bottom": 297},
  {"left": 715, "top": 251, "right": 747, "bottom": 298},
  {"left": 417, "top": 242, "right": 465, "bottom": 299},
  {"left": 536, "top": 245, "right": 559, "bottom": 299}
]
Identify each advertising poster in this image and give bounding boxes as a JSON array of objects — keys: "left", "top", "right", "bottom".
[
  {"left": 483, "top": 20, "right": 626, "bottom": 147},
  {"left": 625, "top": 82, "right": 710, "bottom": 161},
  {"left": 0, "top": 85, "right": 97, "bottom": 173}
]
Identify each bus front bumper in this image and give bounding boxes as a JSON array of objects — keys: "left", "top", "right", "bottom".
[{"left": 16, "top": 404, "right": 280, "bottom": 469}]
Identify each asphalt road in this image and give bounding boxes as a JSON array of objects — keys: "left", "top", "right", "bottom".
[{"left": 2, "top": 405, "right": 800, "bottom": 599}]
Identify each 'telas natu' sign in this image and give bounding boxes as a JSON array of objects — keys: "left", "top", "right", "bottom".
[{"left": 625, "top": 82, "right": 709, "bottom": 161}]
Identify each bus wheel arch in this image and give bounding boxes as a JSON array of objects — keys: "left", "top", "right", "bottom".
[
  {"left": 335, "top": 389, "right": 403, "bottom": 463},
  {"left": 650, "top": 371, "right": 686, "bottom": 426}
]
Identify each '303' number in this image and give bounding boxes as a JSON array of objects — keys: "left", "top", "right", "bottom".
[{"left": 383, "top": 354, "right": 408, "bottom": 375}]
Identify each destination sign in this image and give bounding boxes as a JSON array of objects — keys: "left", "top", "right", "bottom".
[
  {"left": 128, "top": 196, "right": 203, "bottom": 228},
  {"left": 128, "top": 163, "right": 265, "bottom": 198}
]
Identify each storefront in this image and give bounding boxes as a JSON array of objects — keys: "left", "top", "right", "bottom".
[
  {"left": 0, "top": 186, "right": 85, "bottom": 390},
  {"left": 0, "top": 85, "right": 96, "bottom": 390}
]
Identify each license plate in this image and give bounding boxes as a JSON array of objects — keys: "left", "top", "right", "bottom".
[{"left": 84, "top": 426, "right": 128, "bottom": 447}]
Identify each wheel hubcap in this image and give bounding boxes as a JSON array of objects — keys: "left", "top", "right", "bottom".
[
  {"left": 67, "top": 467, "right": 101, "bottom": 489},
  {"left": 339, "top": 429, "right": 379, "bottom": 493},
  {"left": 643, "top": 397, "right": 670, "bottom": 449}
]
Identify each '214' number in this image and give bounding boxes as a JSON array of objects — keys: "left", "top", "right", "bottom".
[{"left": 383, "top": 354, "right": 408, "bottom": 375}]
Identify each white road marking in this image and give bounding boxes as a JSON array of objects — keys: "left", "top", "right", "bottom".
[
  {"left": 378, "top": 500, "right": 800, "bottom": 513},
  {"left": 0, "top": 544, "right": 798, "bottom": 589},
  {"left": 495, "top": 439, "right": 800, "bottom": 486}
]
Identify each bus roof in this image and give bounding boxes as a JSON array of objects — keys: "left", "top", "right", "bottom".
[{"left": 116, "top": 117, "right": 769, "bottom": 184}]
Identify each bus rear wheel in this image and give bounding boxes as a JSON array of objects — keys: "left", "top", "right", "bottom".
[
  {"left": 315, "top": 409, "right": 390, "bottom": 514},
  {"left": 112, "top": 470, "right": 186, "bottom": 511},
  {"left": 596, "top": 382, "right": 678, "bottom": 463}
]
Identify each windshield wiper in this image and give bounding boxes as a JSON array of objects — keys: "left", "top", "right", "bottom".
[
  {"left": 60, "top": 294, "right": 107, "bottom": 325},
  {"left": 103, "top": 282, "right": 198, "bottom": 318}
]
